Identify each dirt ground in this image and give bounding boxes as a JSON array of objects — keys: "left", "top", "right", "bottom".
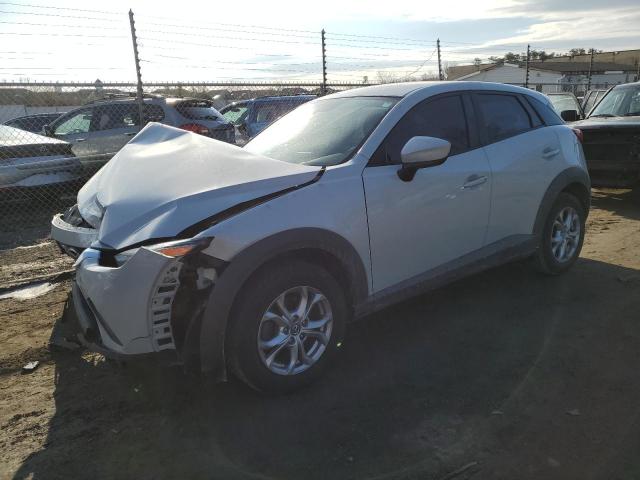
[{"left": 1, "top": 187, "right": 640, "bottom": 480}]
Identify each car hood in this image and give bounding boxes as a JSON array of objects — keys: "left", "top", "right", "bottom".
[
  {"left": 575, "top": 116, "right": 640, "bottom": 129},
  {"left": 78, "top": 122, "right": 320, "bottom": 250}
]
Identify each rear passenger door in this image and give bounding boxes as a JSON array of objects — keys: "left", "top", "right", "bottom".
[{"left": 473, "top": 92, "right": 563, "bottom": 243}]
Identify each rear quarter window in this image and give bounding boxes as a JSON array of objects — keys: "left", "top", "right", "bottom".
[{"left": 525, "top": 95, "right": 564, "bottom": 126}]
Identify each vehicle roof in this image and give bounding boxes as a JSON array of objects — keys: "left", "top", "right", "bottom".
[
  {"left": 254, "top": 95, "right": 316, "bottom": 102},
  {"left": 326, "top": 81, "right": 548, "bottom": 100},
  {"left": 611, "top": 81, "right": 640, "bottom": 90},
  {"left": 7, "top": 112, "right": 62, "bottom": 119}
]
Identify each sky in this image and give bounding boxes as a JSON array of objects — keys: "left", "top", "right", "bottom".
[{"left": 1, "top": 0, "right": 639, "bottom": 83}]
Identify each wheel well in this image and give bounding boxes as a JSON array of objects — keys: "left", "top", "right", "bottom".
[
  {"left": 561, "top": 182, "right": 590, "bottom": 212},
  {"left": 234, "top": 248, "right": 357, "bottom": 310},
  {"left": 222, "top": 247, "right": 358, "bottom": 372}
]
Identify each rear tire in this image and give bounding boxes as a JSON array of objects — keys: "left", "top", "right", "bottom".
[
  {"left": 228, "top": 260, "right": 347, "bottom": 394},
  {"left": 533, "top": 192, "right": 585, "bottom": 275}
]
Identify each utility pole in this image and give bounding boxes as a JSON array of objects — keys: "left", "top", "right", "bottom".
[
  {"left": 321, "top": 29, "right": 327, "bottom": 95},
  {"left": 524, "top": 44, "right": 530, "bottom": 88},
  {"left": 129, "top": 9, "right": 144, "bottom": 128},
  {"left": 587, "top": 48, "right": 595, "bottom": 91},
  {"left": 437, "top": 38, "right": 443, "bottom": 80}
]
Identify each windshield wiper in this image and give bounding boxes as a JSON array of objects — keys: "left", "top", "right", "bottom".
[
  {"left": 589, "top": 113, "right": 617, "bottom": 118},
  {"left": 621, "top": 112, "right": 640, "bottom": 117}
]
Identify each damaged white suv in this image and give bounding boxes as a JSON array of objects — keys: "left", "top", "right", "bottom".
[{"left": 52, "top": 82, "right": 590, "bottom": 393}]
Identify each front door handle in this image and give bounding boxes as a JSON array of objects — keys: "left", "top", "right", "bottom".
[
  {"left": 542, "top": 147, "right": 560, "bottom": 159},
  {"left": 124, "top": 132, "right": 136, "bottom": 137},
  {"left": 462, "top": 175, "right": 488, "bottom": 189},
  {"left": 76, "top": 138, "right": 86, "bottom": 142}
]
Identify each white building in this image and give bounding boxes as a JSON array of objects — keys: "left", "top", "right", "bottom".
[{"left": 451, "top": 63, "right": 562, "bottom": 92}]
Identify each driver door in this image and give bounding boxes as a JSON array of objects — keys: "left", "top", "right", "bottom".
[
  {"left": 362, "top": 94, "right": 492, "bottom": 292},
  {"left": 51, "top": 107, "right": 96, "bottom": 158}
]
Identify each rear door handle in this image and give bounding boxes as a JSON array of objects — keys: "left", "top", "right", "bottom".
[
  {"left": 462, "top": 175, "right": 488, "bottom": 189},
  {"left": 124, "top": 132, "right": 136, "bottom": 137},
  {"left": 542, "top": 147, "right": 560, "bottom": 159},
  {"left": 76, "top": 138, "right": 86, "bottom": 142}
]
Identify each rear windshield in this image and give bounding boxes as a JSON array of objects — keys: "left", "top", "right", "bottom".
[{"left": 176, "top": 101, "right": 223, "bottom": 121}]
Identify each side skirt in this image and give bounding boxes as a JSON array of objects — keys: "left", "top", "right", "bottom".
[{"left": 354, "top": 235, "right": 537, "bottom": 318}]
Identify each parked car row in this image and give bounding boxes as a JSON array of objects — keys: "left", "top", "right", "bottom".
[
  {"left": 51, "top": 81, "right": 591, "bottom": 392},
  {"left": 545, "top": 82, "right": 640, "bottom": 186},
  {"left": 2, "top": 93, "right": 315, "bottom": 195}
]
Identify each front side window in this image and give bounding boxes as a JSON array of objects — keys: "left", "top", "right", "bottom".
[
  {"left": 590, "top": 85, "right": 640, "bottom": 117},
  {"left": 53, "top": 108, "right": 93, "bottom": 135},
  {"left": 476, "top": 94, "right": 533, "bottom": 143},
  {"left": 373, "top": 95, "right": 470, "bottom": 165},
  {"left": 93, "top": 104, "right": 139, "bottom": 131},
  {"left": 245, "top": 96, "right": 398, "bottom": 166}
]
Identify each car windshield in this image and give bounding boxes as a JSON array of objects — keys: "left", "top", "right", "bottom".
[
  {"left": 548, "top": 95, "right": 579, "bottom": 115},
  {"left": 590, "top": 84, "right": 640, "bottom": 117},
  {"left": 245, "top": 96, "right": 398, "bottom": 166}
]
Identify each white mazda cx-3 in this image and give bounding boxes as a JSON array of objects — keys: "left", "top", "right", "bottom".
[{"left": 51, "top": 81, "right": 590, "bottom": 393}]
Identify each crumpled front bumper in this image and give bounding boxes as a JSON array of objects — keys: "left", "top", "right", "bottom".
[
  {"left": 51, "top": 207, "right": 98, "bottom": 257},
  {"left": 73, "top": 247, "right": 182, "bottom": 358}
]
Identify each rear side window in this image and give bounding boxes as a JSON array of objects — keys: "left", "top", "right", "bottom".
[
  {"left": 253, "top": 101, "right": 299, "bottom": 123},
  {"left": 374, "top": 95, "right": 469, "bottom": 165},
  {"left": 526, "top": 96, "right": 563, "bottom": 126},
  {"left": 176, "top": 100, "right": 223, "bottom": 121},
  {"left": 475, "top": 94, "right": 533, "bottom": 143}
]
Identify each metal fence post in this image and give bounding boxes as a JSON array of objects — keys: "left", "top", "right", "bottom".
[
  {"left": 525, "top": 44, "right": 530, "bottom": 88},
  {"left": 321, "top": 29, "right": 327, "bottom": 95},
  {"left": 437, "top": 39, "right": 443, "bottom": 80},
  {"left": 587, "top": 48, "right": 594, "bottom": 91},
  {"left": 128, "top": 9, "right": 144, "bottom": 127}
]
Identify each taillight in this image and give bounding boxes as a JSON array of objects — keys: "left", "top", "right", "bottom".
[
  {"left": 572, "top": 128, "right": 583, "bottom": 143},
  {"left": 179, "top": 123, "right": 209, "bottom": 135}
]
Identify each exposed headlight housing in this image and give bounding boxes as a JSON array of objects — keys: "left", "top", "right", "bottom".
[
  {"left": 78, "top": 194, "right": 105, "bottom": 229},
  {"left": 148, "top": 237, "right": 211, "bottom": 258}
]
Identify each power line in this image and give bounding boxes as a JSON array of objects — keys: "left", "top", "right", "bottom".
[
  {"left": 0, "top": 2, "right": 121, "bottom": 15},
  {"left": 0, "top": 9, "right": 123, "bottom": 22},
  {"left": 139, "top": 28, "right": 317, "bottom": 46},
  {"left": 0, "top": 20, "right": 125, "bottom": 30},
  {"left": 0, "top": 32, "right": 127, "bottom": 38},
  {"left": 137, "top": 20, "right": 318, "bottom": 40},
  {"left": 138, "top": 12, "right": 318, "bottom": 34}
]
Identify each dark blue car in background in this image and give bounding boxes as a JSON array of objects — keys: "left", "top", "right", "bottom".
[{"left": 220, "top": 95, "right": 315, "bottom": 144}]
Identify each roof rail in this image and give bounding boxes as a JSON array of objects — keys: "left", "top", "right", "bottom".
[{"left": 84, "top": 92, "right": 164, "bottom": 104}]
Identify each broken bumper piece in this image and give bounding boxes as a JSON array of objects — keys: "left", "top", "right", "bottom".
[{"left": 72, "top": 247, "right": 183, "bottom": 360}]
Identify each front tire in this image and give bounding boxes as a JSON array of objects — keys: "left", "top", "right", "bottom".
[
  {"left": 533, "top": 192, "right": 586, "bottom": 275},
  {"left": 228, "top": 260, "right": 347, "bottom": 394}
]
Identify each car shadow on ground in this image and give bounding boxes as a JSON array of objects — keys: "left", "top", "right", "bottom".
[
  {"left": 590, "top": 186, "right": 640, "bottom": 221},
  {"left": 12, "top": 255, "right": 640, "bottom": 480}
]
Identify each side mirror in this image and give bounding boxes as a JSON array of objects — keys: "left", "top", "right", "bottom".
[
  {"left": 560, "top": 109, "right": 579, "bottom": 122},
  {"left": 397, "top": 136, "right": 451, "bottom": 182},
  {"left": 42, "top": 124, "right": 53, "bottom": 136}
]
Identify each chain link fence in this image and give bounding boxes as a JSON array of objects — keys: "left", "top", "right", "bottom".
[
  {"left": 0, "top": 81, "right": 370, "bottom": 249},
  {"left": 1, "top": 5, "right": 637, "bottom": 251}
]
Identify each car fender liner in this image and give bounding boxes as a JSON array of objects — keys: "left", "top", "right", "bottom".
[{"left": 533, "top": 166, "right": 590, "bottom": 238}]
